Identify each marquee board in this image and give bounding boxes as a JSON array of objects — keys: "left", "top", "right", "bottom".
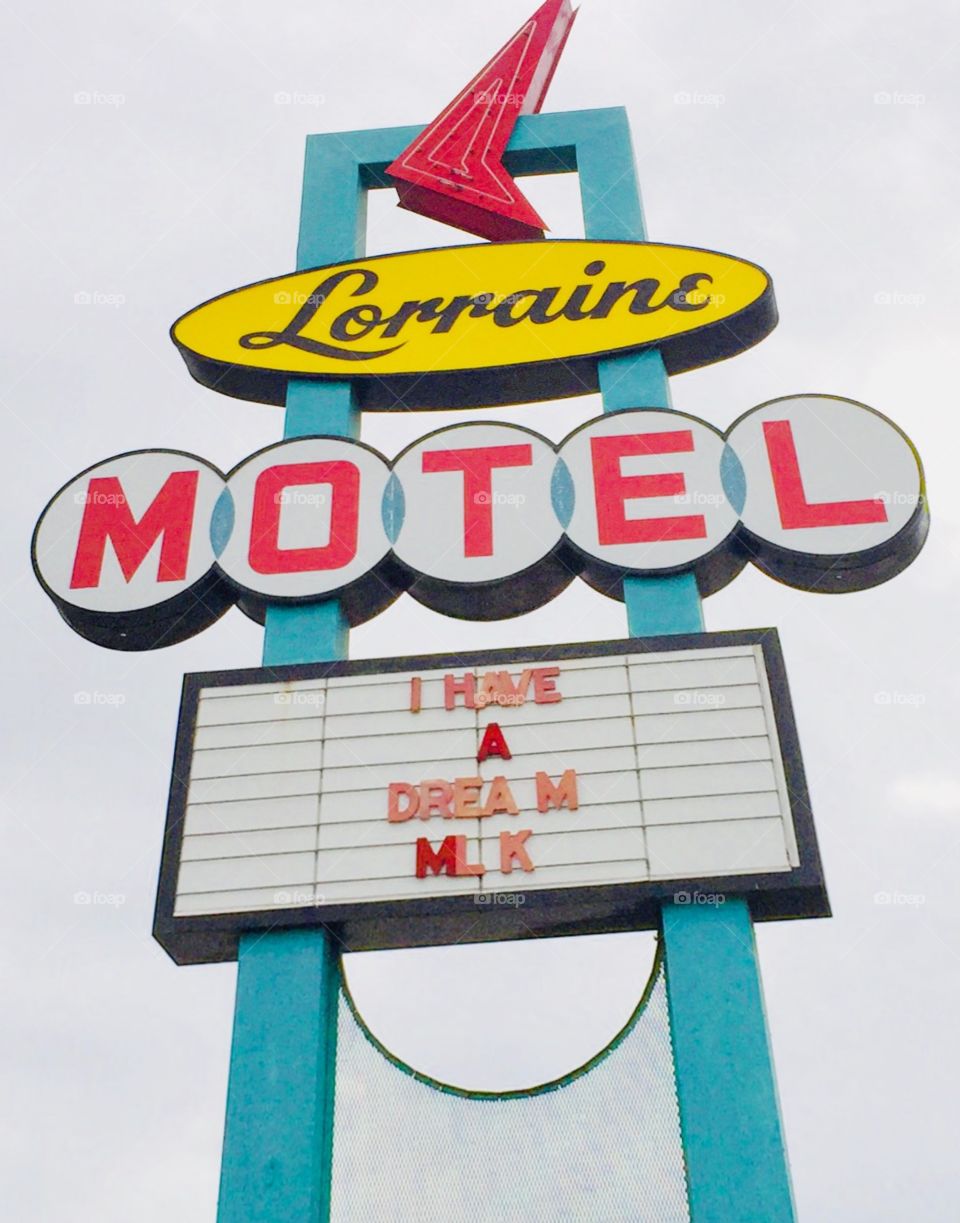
[{"left": 154, "top": 629, "right": 827, "bottom": 965}]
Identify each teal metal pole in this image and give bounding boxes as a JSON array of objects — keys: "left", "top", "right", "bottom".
[
  {"left": 587, "top": 111, "right": 796, "bottom": 1221},
  {"left": 216, "top": 136, "right": 367, "bottom": 1223}
]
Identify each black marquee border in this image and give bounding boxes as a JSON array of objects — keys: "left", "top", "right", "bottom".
[{"left": 153, "top": 628, "right": 830, "bottom": 965}]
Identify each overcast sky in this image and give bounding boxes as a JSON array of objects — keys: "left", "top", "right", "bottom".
[{"left": 2, "top": 1, "right": 959, "bottom": 1219}]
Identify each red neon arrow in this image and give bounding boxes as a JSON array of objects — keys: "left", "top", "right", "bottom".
[{"left": 387, "top": 0, "right": 578, "bottom": 242}]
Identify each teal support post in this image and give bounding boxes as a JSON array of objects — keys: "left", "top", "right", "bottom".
[
  {"left": 662, "top": 901, "right": 796, "bottom": 1221},
  {"left": 217, "top": 133, "right": 367, "bottom": 1223},
  {"left": 586, "top": 114, "right": 794, "bottom": 1219},
  {"left": 218, "top": 931, "right": 340, "bottom": 1223}
]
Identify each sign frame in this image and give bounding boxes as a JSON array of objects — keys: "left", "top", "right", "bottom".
[{"left": 153, "top": 628, "right": 829, "bottom": 966}]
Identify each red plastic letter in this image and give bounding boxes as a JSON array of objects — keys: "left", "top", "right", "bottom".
[
  {"left": 422, "top": 445, "right": 532, "bottom": 557},
  {"left": 500, "top": 829, "right": 534, "bottom": 873},
  {"left": 477, "top": 723, "right": 512, "bottom": 762},
  {"left": 762, "top": 420, "right": 888, "bottom": 530},
  {"left": 70, "top": 471, "right": 199, "bottom": 589},
  {"left": 248, "top": 461, "right": 359, "bottom": 575},
  {"left": 591, "top": 432, "right": 707, "bottom": 544}
]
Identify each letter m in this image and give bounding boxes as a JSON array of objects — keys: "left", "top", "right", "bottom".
[
  {"left": 70, "top": 471, "right": 199, "bottom": 589},
  {"left": 415, "top": 836, "right": 460, "bottom": 879},
  {"left": 536, "top": 769, "right": 579, "bottom": 813}
]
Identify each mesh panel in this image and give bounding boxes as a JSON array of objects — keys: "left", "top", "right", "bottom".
[{"left": 330, "top": 945, "right": 690, "bottom": 1222}]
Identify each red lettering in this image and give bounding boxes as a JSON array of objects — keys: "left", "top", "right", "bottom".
[
  {"left": 415, "top": 835, "right": 484, "bottom": 878},
  {"left": 70, "top": 471, "right": 199, "bottom": 589},
  {"left": 418, "top": 780, "right": 455, "bottom": 819},
  {"left": 500, "top": 829, "right": 534, "bottom": 873},
  {"left": 477, "top": 722, "right": 512, "bottom": 762},
  {"left": 590, "top": 431, "right": 707, "bottom": 545},
  {"left": 387, "top": 782, "right": 419, "bottom": 823},
  {"left": 444, "top": 672, "right": 476, "bottom": 710},
  {"left": 532, "top": 666, "right": 562, "bottom": 704},
  {"left": 248, "top": 461, "right": 359, "bottom": 575},
  {"left": 481, "top": 776, "right": 519, "bottom": 817},
  {"left": 536, "top": 769, "right": 579, "bottom": 813},
  {"left": 421, "top": 444, "right": 532, "bottom": 557},
  {"left": 762, "top": 420, "right": 888, "bottom": 530}
]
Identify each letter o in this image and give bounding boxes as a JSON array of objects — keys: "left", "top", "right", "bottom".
[{"left": 214, "top": 436, "right": 403, "bottom": 625}]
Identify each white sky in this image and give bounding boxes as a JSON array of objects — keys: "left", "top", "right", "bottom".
[{"left": 2, "top": 1, "right": 958, "bottom": 1219}]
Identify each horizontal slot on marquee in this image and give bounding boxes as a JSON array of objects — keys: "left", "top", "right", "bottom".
[
  {"left": 629, "top": 685, "right": 762, "bottom": 718},
  {"left": 189, "top": 740, "right": 323, "bottom": 780},
  {"left": 187, "top": 770, "right": 322, "bottom": 804},
  {"left": 322, "top": 728, "right": 480, "bottom": 769},
  {"left": 627, "top": 654, "right": 760, "bottom": 691},
  {"left": 182, "top": 795, "right": 320, "bottom": 835},
  {"left": 180, "top": 826, "right": 317, "bottom": 861},
  {"left": 193, "top": 720, "right": 328, "bottom": 751},
  {"left": 631, "top": 707, "right": 769, "bottom": 744},
  {"left": 177, "top": 851, "right": 316, "bottom": 895},
  {"left": 634, "top": 736, "right": 773, "bottom": 769},
  {"left": 646, "top": 817, "right": 794, "bottom": 877},
  {"left": 197, "top": 692, "right": 326, "bottom": 727},
  {"left": 642, "top": 791, "right": 783, "bottom": 826},
  {"left": 174, "top": 884, "right": 320, "bottom": 917},
  {"left": 640, "top": 760, "right": 779, "bottom": 801},
  {"left": 312, "top": 875, "right": 482, "bottom": 904},
  {"left": 200, "top": 679, "right": 327, "bottom": 701}
]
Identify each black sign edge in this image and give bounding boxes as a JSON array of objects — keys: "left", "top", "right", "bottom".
[{"left": 152, "top": 628, "right": 830, "bottom": 965}]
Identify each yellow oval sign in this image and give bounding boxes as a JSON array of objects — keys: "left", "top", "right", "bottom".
[{"left": 171, "top": 240, "right": 775, "bottom": 409}]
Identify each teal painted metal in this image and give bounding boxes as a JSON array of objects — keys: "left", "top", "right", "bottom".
[
  {"left": 586, "top": 111, "right": 794, "bottom": 1220},
  {"left": 662, "top": 901, "right": 797, "bottom": 1221},
  {"left": 217, "top": 105, "right": 794, "bottom": 1222},
  {"left": 218, "top": 930, "right": 341, "bottom": 1223},
  {"left": 218, "top": 131, "right": 365, "bottom": 1222}
]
